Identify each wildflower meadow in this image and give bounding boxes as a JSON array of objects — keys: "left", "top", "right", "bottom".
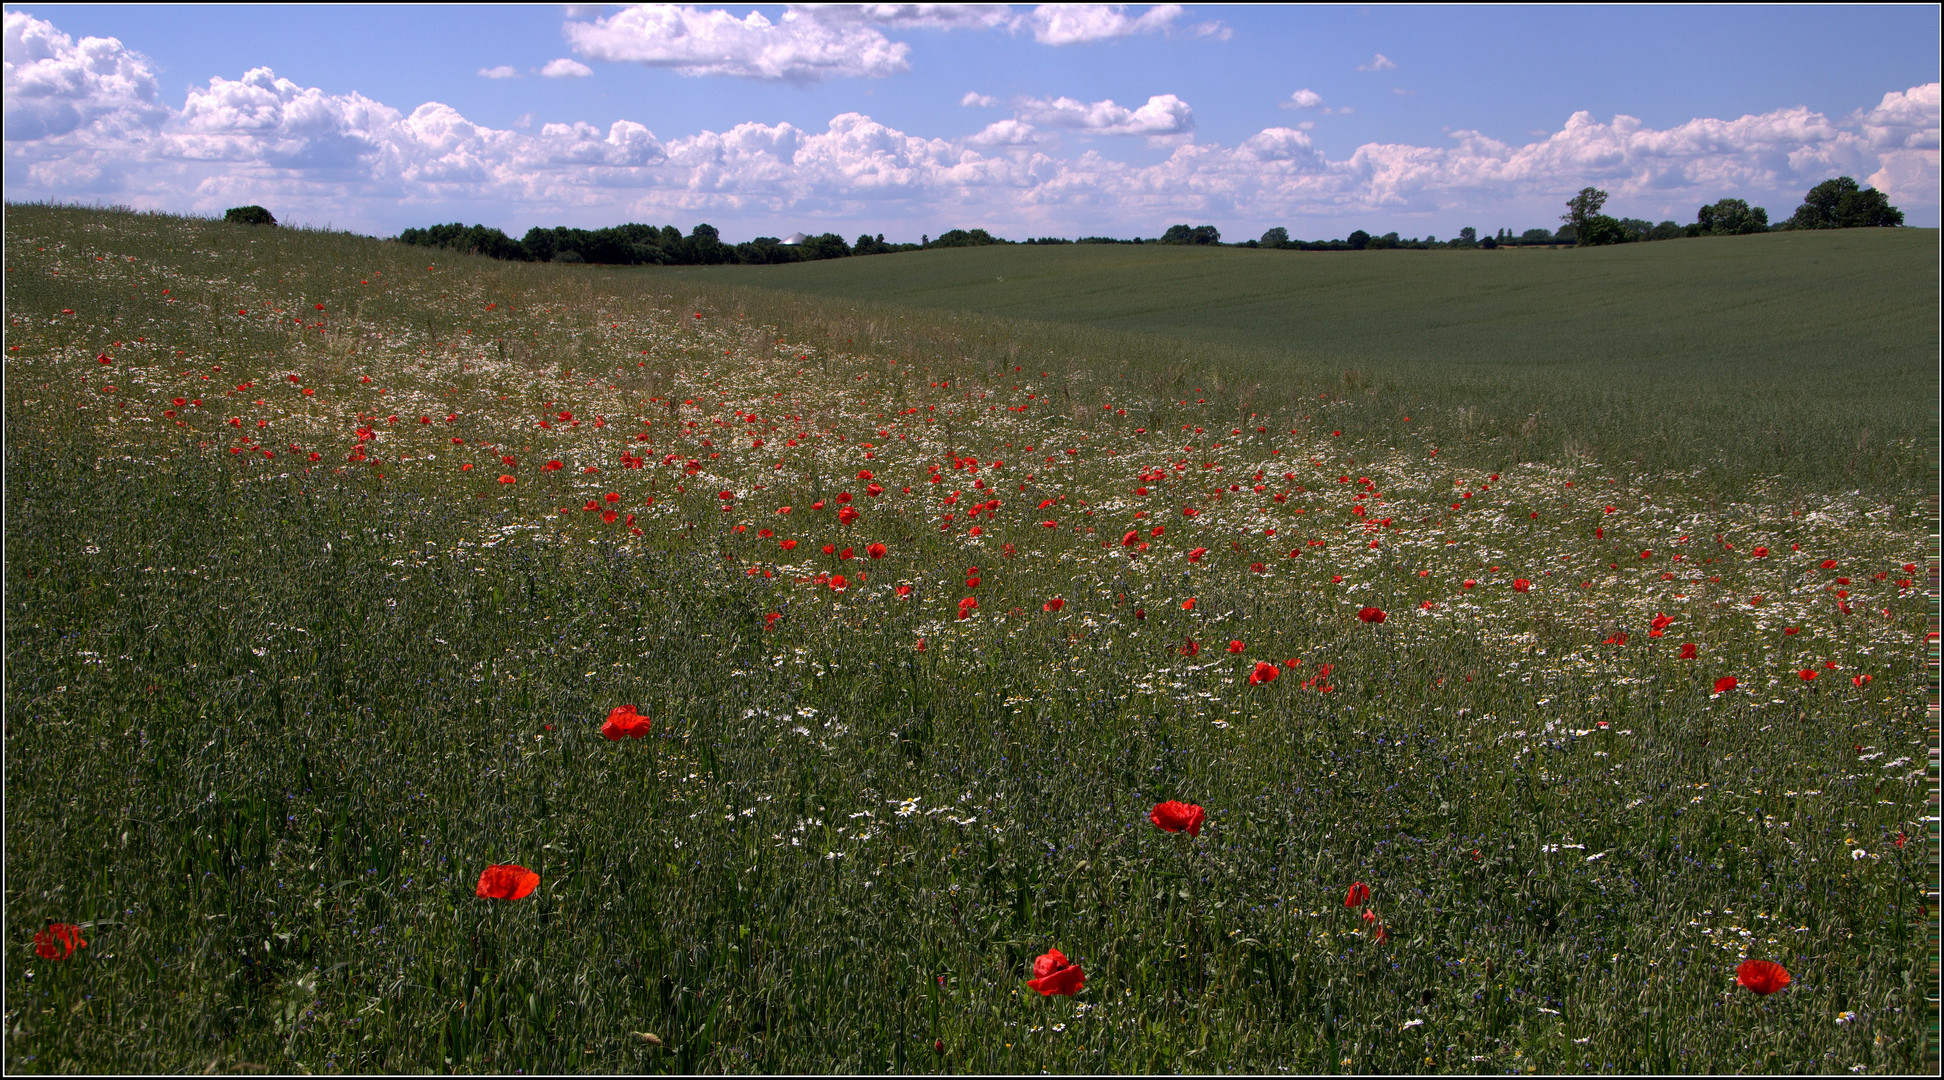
[{"left": 4, "top": 204, "right": 1935, "bottom": 1073}]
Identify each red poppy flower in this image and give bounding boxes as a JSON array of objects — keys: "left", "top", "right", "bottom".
[
  {"left": 1187, "top": 547, "right": 1208, "bottom": 563},
  {"left": 1751, "top": 546, "right": 1769, "bottom": 557},
  {"left": 867, "top": 542, "right": 887, "bottom": 559},
  {"left": 896, "top": 584, "right": 913, "bottom": 597},
  {"left": 601, "top": 705, "right": 652, "bottom": 740},
  {"left": 839, "top": 547, "right": 855, "bottom": 560},
  {"left": 1714, "top": 676, "right": 1738, "bottom": 693},
  {"left": 957, "top": 597, "right": 978, "bottom": 619},
  {"left": 780, "top": 539, "right": 798, "bottom": 551},
  {"left": 1357, "top": 606, "right": 1386, "bottom": 624},
  {"left": 838, "top": 506, "right": 860, "bottom": 524},
  {"left": 543, "top": 460, "right": 563, "bottom": 471},
  {"left": 1226, "top": 640, "right": 1246, "bottom": 653},
  {"left": 1179, "top": 639, "right": 1199, "bottom": 657},
  {"left": 1798, "top": 668, "right": 1817, "bottom": 681},
  {"left": 1250, "top": 561, "right": 1267, "bottom": 573},
  {"left": 1249, "top": 660, "right": 1280, "bottom": 684},
  {"left": 1043, "top": 597, "right": 1065, "bottom": 612},
  {"left": 1150, "top": 800, "right": 1206, "bottom": 836},
  {"left": 1680, "top": 643, "right": 1697, "bottom": 659},
  {"left": 1512, "top": 578, "right": 1531, "bottom": 592},
  {"left": 1735, "top": 959, "right": 1790, "bottom": 995},
  {"left": 33, "top": 922, "right": 86, "bottom": 961},
  {"left": 1819, "top": 559, "right": 1837, "bottom": 570},
  {"left": 829, "top": 574, "right": 849, "bottom": 591},
  {"left": 1344, "top": 881, "right": 1370, "bottom": 908},
  {"left": 498, "top": 474, "right": 516, "bottom": 484},
  {"left": 1181, "top": 507, "right": 1198, "bottom": 517},
  {"left": 1026, "top": 948, "right": 1085, "bottom": 996},
  {"left": 475, "top": 864, "right": 540, "bottom": 900},
  {"left": 1182, "top": 597, "right": 1197, "bottom": 611}
]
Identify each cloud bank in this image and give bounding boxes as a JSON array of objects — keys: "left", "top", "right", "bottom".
[{"left": 4, "top": 10, "right": 1935, "bottom": 238}]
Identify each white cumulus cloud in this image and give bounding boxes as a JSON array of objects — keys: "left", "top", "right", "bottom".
[
  {"left": 1853, "top": 82, "right": 1940, "bottom": 150},
  {"left": 961, "top": 91, "right": 999, "bottom": 107},
  {"left": 3, "top": 10, "right": 167, "bottom": 142},
  {"left": 1357, "top": 53, "right": 1396, "bottom": 72},
  {"left": 965, "top": 118, "right": 1038, "bottom": 147},
  {"left": 1284, "top": 89, "right": 1324, "bottom": 110},
  {"left": 477, "top": 65, "right": 520, "bottom": 80},
  {"left": 564, "top": 4, "right": 910, "bottom": 81},
  {"left": 1016, "top": 93, "right": 1194, "bottom": 136},
  {"left": 1027, "top": 4, "right": 1189, "bottom": 45},
  {"left": 538, "top": 58, "right": 594, "bottom": 78},
  {"left": 805, "top": 4, "right": 1017, "bottom": 32}
]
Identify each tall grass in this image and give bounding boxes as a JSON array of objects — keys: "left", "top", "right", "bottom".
[{"left": 4, "top": 204, "right": 1933, "bottom": 1073}]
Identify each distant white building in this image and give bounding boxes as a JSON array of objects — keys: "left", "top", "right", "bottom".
[{"left": 781, "top": 232, "right": 809, "bottom": 245}]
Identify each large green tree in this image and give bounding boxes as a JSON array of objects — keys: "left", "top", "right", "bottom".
[
  {"left": 1160, "top": 224, "right": 1222, "bottom": 245},
  {"left": 1561, "top": 186, "right": 1608, "bottom": 233},
  {"left": 1787, "top": 176, "right": 1904, "bottom": 229},
  {"left": 1695, "top": 198, "right": 1769, "bottom": 236}
]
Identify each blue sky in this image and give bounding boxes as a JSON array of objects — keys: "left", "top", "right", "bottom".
[{"left": 6, "top": 4, "right": 1938, "bottom": 242}]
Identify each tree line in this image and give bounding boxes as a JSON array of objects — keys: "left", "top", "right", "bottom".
[{"left": 242, "top": 174, "right": 1902, "bottom": 264}]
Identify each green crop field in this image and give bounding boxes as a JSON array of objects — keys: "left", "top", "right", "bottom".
[
  {"left": 4, "top": 203, "right": 1935, "bottom": 1074},
  {"left": 665, "top": 231, "right": 1939, "bottom": 497}
]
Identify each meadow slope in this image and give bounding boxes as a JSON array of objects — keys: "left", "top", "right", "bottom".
[
  {"left": 4, "top": 205, "right": 1934, "bottom": 1074},
  {"left": 663, "top": 230, "right": 1939, "bottom": 497}
]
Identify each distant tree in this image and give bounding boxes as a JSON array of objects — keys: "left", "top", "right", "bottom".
[
  {"left": 1160, "top": 224, "right": 1222, "bottom": 245},
  {"left": 1645, "top": 219, "right": 1685, "bottom": 241},
  {"left": 1614, "top": 217, "right": 1654, "bottom": 243},
  {"left": 1552, "top": 223, "right": 1576, "bottom": 245},
  {"left": 397, "top": 222, "right": 527, "bottom": 260},
  {"left": 1479, "top": 235, "right": 1498, "bottom": 249},
  {"left": 1259, "top": 226, "right": 1290, "bottom": 248},
  {"left": 1519, "top": 227, "right": 1554, "bottom": 245},
  {"left": 1787, "top": 176, "right": 1903, "bottom": 229},
  {"left": 1364, "top": 231, "right": 1401, "bottom": 250},
  {"left": 1346, "top": 229, "right": 1370, "bottom": 250},
  {"left": 929, "top": 228, "right": 1005, "bottom": 248},
  {"left": 1695, "top": 198, "right": 1769, "bottom": 236},
  {"left": 691, "top": 223, "right": 720, "bottom": 242},
  {"left": 1454, "top": 226, "right": 1478, "bottom": 248},
  {"left": 801, "top": 232, "right": 852, "bottom": 260},
  {"left": 737, "top": 237, "right": 799, "bottom": 265},
  {"left": 1576, "top": 215, "right": 1634, "bottom": 246},
  {"left": 224, "top": 205, "right": 277, "bottom": 226},
  {"left": 1562, "top": 187, "right": 1609, "bottom": 234}
]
